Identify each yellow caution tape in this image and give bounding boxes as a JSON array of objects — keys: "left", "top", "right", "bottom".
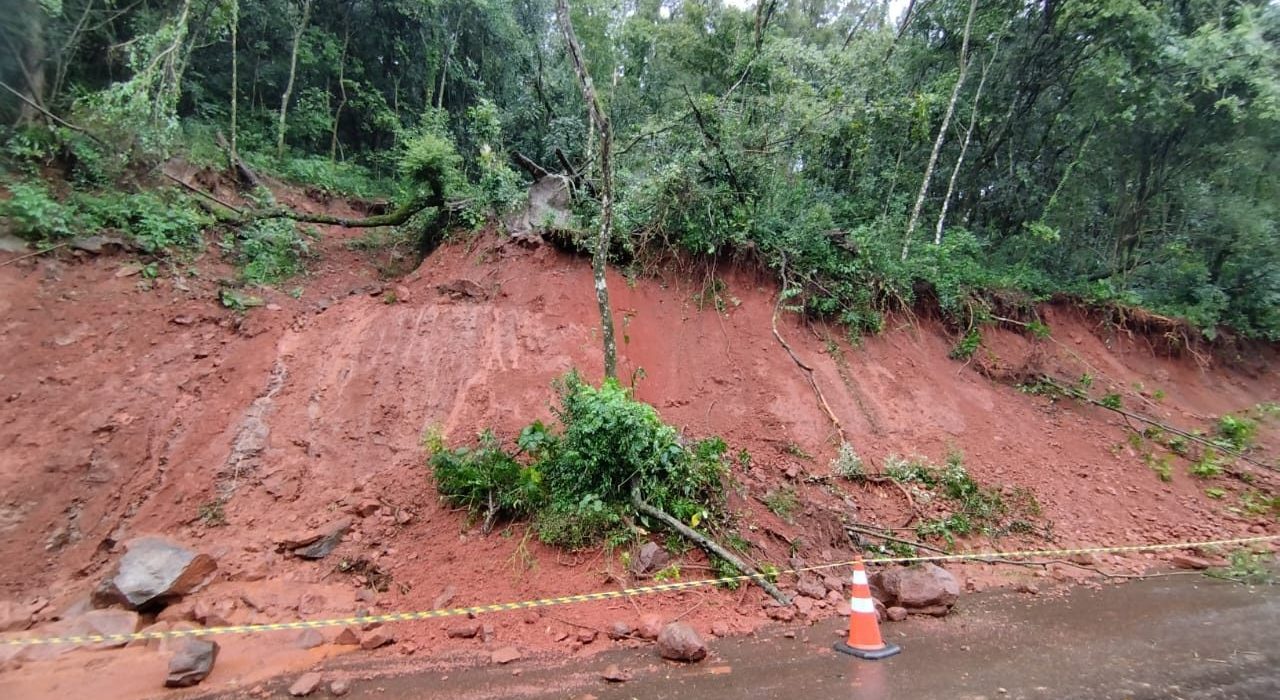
[{"left": 4, "top": 534, "right": 1274, "bottom": 648}]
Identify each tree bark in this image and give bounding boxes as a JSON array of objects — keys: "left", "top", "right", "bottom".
[
  {"left": 902, "top": 0, "right": 977, "bottom": 261},
  {"left": 330, "top": 30, "right": 350, "bottom": 162},
  {"left": 631, "top": 485, "right": 790, "bottom": 605},
  {"left": 936, "top": 39, "right": 999, "bottom": 245},
  {"left": 229, "top": 0, "right": 239, "bottom": 165},
  {"left": 16, "top": 0, "right": 48, "bottom": 126},
  {"left": 276, "top": 0, "right": 312, "bottom": 160},
  {"left": 557, "top": 0, "right": 619, "bottom": 380}
]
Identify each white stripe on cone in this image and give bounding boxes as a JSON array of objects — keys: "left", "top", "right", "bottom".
[
  {"left": 850, "top": 597, "right": 877, "bottom": 614},
  {"left": 852, "top": 570, "right": 868, "bottom": 585}
]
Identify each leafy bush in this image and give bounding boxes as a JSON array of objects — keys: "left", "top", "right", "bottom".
[
  {"left": 1215, "top": 415, "right": 1257, "bottom": 451},
  {"left": 225, "top": 219, "right": 312, "bottom": 284},
  {"left": 427, "top": 372, "right": 730, "bottom": 549},
  {"left": 0, "top": 179, "right": 74, "bottom": 241},
  {"left": 430, "top": 430, "right": 545, "bottom": 526}
]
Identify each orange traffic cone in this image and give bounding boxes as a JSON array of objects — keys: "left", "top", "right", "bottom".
[{"left": 833, "top": 557, "right": 901, "bottom": 660}]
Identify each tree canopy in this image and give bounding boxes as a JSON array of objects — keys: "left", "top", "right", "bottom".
[{"left": 4, "top": 0, "right": 1278, "bottom": 339}]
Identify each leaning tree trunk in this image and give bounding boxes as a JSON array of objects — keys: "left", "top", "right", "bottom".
[
  {"left": 556, "top": 0, "right": 618, "bottom": 380},
  {"left": 902, "top": 0, "right": 977, "bottom": 261},
  {"left": 276, "top": 0, "right": 312, "bottom": 160}
]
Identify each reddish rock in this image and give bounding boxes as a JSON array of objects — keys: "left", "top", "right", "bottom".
[
  {"left": 765, "top": 605, "right": 795, "bottom": 622},
  {"left": 193, "top": 598, "right": 237, "bottom": 627},
  {"left": 656, "top": 622, "right": 707, "bottom": 662},
  {"left": 447, "top": 622, "right": 481, "bottom": 639},
  {"left": 886, "top": 607, "right": 908, "bottom": 622},
  {"left": 795, "top": 575, "right": 827, "bottom": 600},
  {"left": 334, "top": 627, "right": 361, "bottom": 645},
  {"left": 602, "top": 664, "right": 631, "bottom": 682},
  {"left": 577, "top": 629, "right": 597, "bottom": 644},
  {"left": 793, "top": 596, "right": 816, "bottom": 617},
  {"left": 608, "top": 621, "right": 632, "bottom": 640},
  {"left": 64, "top": 609, "right": 141, "bottom": 650},
  {"left": 360, "top": 631, "right": 393, "bottom": 649},
  {"left": 330, "top": 679, "right": 351, "bottom": 696},
  {"left": 869, "top": 564, "right": 959, "bottom": 616},
  {"left": 288, "top": 672, "right": 322, "bottom": 696},
  {"left": 0, "top": 601, "right": 33, "bottom": 633},
  {"left": 630, "top": 542, "right": 671, "bottom": 578},
  {"left": 636, "top": 614, "right": 664, "bottom": 640},
  {"left": 1170, "top": 554, "right": 1212, "bottom": 570},
  {"left": 491, "top": 646, "right": 522, "bottom": 664},
  {"left": 710, "top": 621, "right": 730, "bottom": 637}
]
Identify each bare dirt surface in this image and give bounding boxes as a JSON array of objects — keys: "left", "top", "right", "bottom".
[{"left": 1, "top": 181, "right": 1277, "bottom": 698}]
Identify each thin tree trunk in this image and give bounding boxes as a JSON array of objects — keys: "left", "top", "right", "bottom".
[
  {"left": 557, "top": 0, "right": 618, "bottom": 380},
  {"left": 902, "top": 0, "right": 977, "bottom": 261},
  {"left": 276, "top": 0, "right": 312, "bottom": 160},
  {"left": 229, "top": 0, "right": 239, "bottom": 164},
  {"left": 330, "top": 30, "right": 349, "bottom": 162},
  {"left": 16, "top": 0, "right": 48, "bottom": 126},
  {"left": 435, "top": 32, "right": 455, "bottom": 110},
  {"left": 935, "top": 39, "right": 999, "bottom": 245}
]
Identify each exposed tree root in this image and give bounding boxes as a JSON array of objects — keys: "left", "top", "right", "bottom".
[{"left": 772, "top": 256, "right": 847, "bottom": 445}]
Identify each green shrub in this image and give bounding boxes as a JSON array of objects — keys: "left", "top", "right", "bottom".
[
  {"left": 1215, "top": 415, "right": 1257, "bottom": 451},
  {"left": 831, "top": 442, "right": 865, "bottom": 480},
  {"left": 227, "top": 219, "right": 311, "bottom": 284},
  {"left": 1, "top": 179, "right": 74, "bottom": 240},
  {"left": 430, "top": 430, "right": 544, "bottom": 526},
  {"left": 427, "top": 372, "right": 731, "bottom": 549}
]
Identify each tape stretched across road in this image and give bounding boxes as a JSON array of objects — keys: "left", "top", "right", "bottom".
[{"left": 4, "top": 534, "right": 1275, "bottom": 648}]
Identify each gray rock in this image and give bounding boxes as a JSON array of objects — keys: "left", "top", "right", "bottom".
[
  {"left": 94, "top": 537, "right": 217, "bottom": 610},
  {"left": 630, "top": 542, "right": 670, "bottom": 578},
  {"left": 164, "top": 639, "right": 219, "bottom": 688},
  {"left": 293, "top": 519, "right": 352, "bottom": 560},
  {"left": 869, "top": 563, "right": 959, "bottom": 616},
  {"left": 794, "top": 575, "right": 828, "bottom": 600},
  {"left": 656, "top": 622, "right": 706, "bottom": 662}
]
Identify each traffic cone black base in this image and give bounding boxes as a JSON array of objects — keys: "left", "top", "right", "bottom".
[{"left": 834, "top": 640, "right": 901, "bottom": 660}]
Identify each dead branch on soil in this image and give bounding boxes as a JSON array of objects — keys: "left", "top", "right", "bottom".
[
  {"left": 631, "top": 484, "right": 790, "bottom": 605},
  {"left": 772, "top": 255, "right": 847, "bottom": 444},
  {"left": 844, "top": 523, "right": 1042, "bottom": 569},
  {"left": 1041, "top": 377, "right": 1277, "bottom": 475},
  {"left": 0, "top": 242, "right": 69, "bottom": 267}
]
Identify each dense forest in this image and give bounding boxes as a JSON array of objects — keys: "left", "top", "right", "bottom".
[{"left": 2, "top": 0, "right": 1278, "bottom": 340}]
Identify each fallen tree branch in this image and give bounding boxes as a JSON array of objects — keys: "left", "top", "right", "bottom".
[
  {"left": 160, "top": 171, "right": 244, "bottom": 215},
  {"left": 1042, "top": 378, "right": 1277, "bottom": 474},
  {"left": 511, "top": 150, "right": 552, "bottom": 180},
  {"left": 844, "top": 523, "right": 1042, "bottom": 569},
  {"left": 631, "top": 484, "right": 789, "bottom": 605},
  {"left": 0, "top": 242, "right": 69, "bottom": 267},
  {"left": 0, "top": 79, "right": 108, "bottom": 146}
]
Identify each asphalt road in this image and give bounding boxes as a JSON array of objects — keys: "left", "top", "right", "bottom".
[{"left": 224, "top": 576, "right": 1279, "bottom": 700}]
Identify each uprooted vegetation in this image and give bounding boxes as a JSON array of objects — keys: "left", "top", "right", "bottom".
[
  {"left": 427, "top": 371, "right": 727, "bottom": 547},
  {"left": 425, "top": 371, "right": 787, "bottom": 601},
  {"left": 836, "top": 448, "right": 1047, "bottom": 550}
]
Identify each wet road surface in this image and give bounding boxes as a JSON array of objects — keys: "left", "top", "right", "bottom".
[{"left": 222, "top": 576, "right": 1279, "bottom": 700}]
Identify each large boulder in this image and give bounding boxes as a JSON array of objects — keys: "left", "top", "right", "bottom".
[
  {"left": 869, "top": 564, "right": 959, "bottom": 616},
  {"left": 165, "top": 639, "right": 219, "bottom": 688},
  {"left": 94, "top": 537, "right": 217, "bottom": 610},
  {"left": 655, "top": 622, "right": 707, "bottom": 663}
]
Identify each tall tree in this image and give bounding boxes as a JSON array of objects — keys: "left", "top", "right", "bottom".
[
  {"left": 556, "top": 0, "right": 618, "bottom": 380},
  {"left": 276, "top": 0, "right": 312, "bottom": 160}
]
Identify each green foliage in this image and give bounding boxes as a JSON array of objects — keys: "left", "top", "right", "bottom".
[
  {"left": 0, "top": 179, "right": 74, "bottom": 240},
  {"left": 1099, "top": 393, "right": 1124, "bottom": 410},
  {"left": 224, "top": 219, "right": 311, "bottom": 285},
  {"left": 428, "top": 372, "right": 730, "bottom": 550},
  {"left": 431, "top": 430, "right": 545, "bottom": 526},
  {"left": 1207, "top": 549, "right": 1275, "bottom": 585},
  {"left": 949, "top": 328, "right": 982, "bottom": 360},
  {"left": 1190, "top": 449, "right": 1225, "bottom": 479},
  {"left": 883, "top": 451, "right": 1038, "bottom": 546},
  {"left": 763, "top": 487, "right": 798, "bottom": 523},
  {"left": 1215, "top": 415, "right": 1258, "bottom": 451}
]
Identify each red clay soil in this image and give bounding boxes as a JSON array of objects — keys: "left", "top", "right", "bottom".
[{"left": 0, "top": 183, "right": 1277, "bottom": 698}]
